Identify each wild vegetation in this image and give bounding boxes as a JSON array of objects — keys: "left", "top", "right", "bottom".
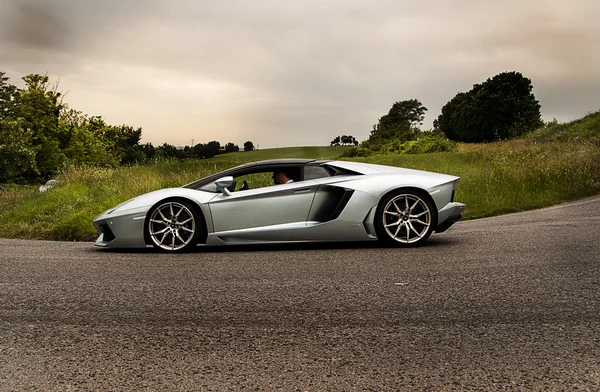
[
  {"left": 358, "top": 98, "right": 457, "bottom": 155},
  {"left": 0, "top": 112, "right": 598, "bottom": 242}
]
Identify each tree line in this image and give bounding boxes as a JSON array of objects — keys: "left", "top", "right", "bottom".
[
  {"left": 2, "top": 69, "right": 543, "bottom": 184},
  {"left": 344, "top": 71, "right": 543, "bottom": 157},
  {"left": 0, "top": 72, "right": 255, "bottom": 184}
]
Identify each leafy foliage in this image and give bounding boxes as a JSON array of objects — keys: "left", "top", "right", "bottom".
[
  {"left": 434, "top": 71, "right": 543, "bottom": 142},
  {"left": 356, "top": 98, "right": 457, "bottom": 156},
  {"left": 361, "top": 131, "right": 457, "bottom": 155},
  {"left": 0, "top": 72, "right": 18, "bottom": 117},
  {"left": 339, "top": 146, "right": 372, "bottom": 158},
  {"left": 12, "top": 74, "right": 66, "bottom": 181},
  {"left": 0, "top": 119, "right": 39, "bottom": 183},
  {"left": 368, "top": 99, "right": 427, "bottom": 147}
]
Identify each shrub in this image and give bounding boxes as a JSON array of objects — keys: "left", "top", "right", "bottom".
[
  {"left": 339, "top": 146, "right": 372, "bottom": 158},
  {"left": 402, "top": 133, "right": 458, "bottom": 154},
  {"left": 364, "top": 133, "right": 457, "bottom": 155}
]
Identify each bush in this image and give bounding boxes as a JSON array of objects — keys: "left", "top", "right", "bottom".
[
  {"left": 402, "top": 133, "right": 458, "bottom": 154},
  {"left": 339, "top": 146, "right": 372, "bottom": 158},
  {"left": 362, "top": 133, "right": 457, "bottom": 155}
]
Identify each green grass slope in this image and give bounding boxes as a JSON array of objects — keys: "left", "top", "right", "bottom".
[{"left": 530, "top": 110, "right": 600, "bottom": 141}]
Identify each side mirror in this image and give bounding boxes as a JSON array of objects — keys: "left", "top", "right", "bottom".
[{"left": 215, "top": 176, "right": 234, "bottom": 196}]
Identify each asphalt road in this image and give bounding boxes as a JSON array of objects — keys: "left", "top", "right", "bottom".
[{"left": 1, "top": 196, "right": 599, "bottom": 391}]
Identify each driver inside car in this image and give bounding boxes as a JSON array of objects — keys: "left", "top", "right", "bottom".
[{"left": 272, "top": 169, "right": 294, "bottom": 185}]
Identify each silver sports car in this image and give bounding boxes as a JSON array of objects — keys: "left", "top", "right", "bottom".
[{"left": 93, "top": 159, "right": 465, "bottom": 251}]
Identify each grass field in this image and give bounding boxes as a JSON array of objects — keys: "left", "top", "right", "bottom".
[{"left": 0, "top": 112, "right": 598, "bottom": 242}]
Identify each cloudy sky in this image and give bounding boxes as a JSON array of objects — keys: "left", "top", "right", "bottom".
[{"left": 1, "top": 0, "right": 599, "bottom": 148}]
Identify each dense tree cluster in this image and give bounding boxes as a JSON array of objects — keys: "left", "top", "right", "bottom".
[
  {"left": 358, "top": 71, "right": 542, "bottom": 155},
  {"left": 0, "top": 72, "right": 253, "bottom": 184},
  {"left": 434, "top": 71, "right": 542, "bottom": 142}
]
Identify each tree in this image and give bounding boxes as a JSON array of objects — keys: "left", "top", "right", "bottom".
[
  {"left": 243, "top": 141, "right": 255, "bottom": 151},
  {"left": 58, "top": 108, "right": 119, "bottom": 167},
  {"left": 0, "top": 71, "right": 151, "bottom": 183},
  {"left": 206, "top": 141, "right": 221, "bottom": 156},
  {"left": 14, "top": 74, "right": 66, "bottom": 181},
  {"left": 0, "top": 72, "right": 18, "bottom": 118},
  {"left": 435, "top": 71, "right": 543, "bottom": 142},
  {"left": 87, "top": 116, "right": 145, "bottom": 164},
  {"left": 368, "top": 99, "right": 427, "bottom": 145},
  {"left": 114, "top": 125, "right": 145, "bottom": 164},
  {"left": 156, "top": 143, "right": 183, "bottom": 159},
  {"left": 0, "top": 119, "right": 38, "bottom": 183},
  {"left": 193, "top": 143, "right": 216, "bottom": 159},
  {"left": 138, "top": 143, "right": 156, "bottom": 161},
  {"left": 224, "top": 142, "right": 239, "bottom": 153},
  {"left": 0, "top": 73, "right": 38, "bottom": 183}
]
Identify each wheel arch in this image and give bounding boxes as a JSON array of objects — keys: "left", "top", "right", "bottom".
[{"left": 143, "top": 197, "right": 209, "bottom": 246}]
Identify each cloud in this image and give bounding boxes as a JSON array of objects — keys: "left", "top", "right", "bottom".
[{"left": 1, "top": 0, "right": 599, "bottom": 146}]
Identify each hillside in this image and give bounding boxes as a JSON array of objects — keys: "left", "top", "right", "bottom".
[{"left": 530, "top": 110, "right": 600, "bottom": 141}]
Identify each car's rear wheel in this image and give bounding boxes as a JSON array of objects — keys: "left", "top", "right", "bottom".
[
  {"left": 146, "top": 200, "right": 202, "bottom": 251},
  {"left": 375, "top": 190, "right": 436, "bottom": 246}
]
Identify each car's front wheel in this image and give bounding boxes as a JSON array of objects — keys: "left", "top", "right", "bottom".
[
  {"left": 146, "top": 200, "right": 202, "bottom": 251},
  {"left": 375, "top": 190, "right": 436, "bottom": 246}
]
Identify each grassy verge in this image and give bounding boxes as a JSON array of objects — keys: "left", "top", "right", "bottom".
[
  {"left": 348, "top": 139, "right": 600, "bottom": 219},
  {"left": 1, "top": 115, "right": 599, "bottom": 242}
]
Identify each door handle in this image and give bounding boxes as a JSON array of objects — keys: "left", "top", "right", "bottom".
[{"left": 294, "top": 188, "right": 312, "bottom": 194}]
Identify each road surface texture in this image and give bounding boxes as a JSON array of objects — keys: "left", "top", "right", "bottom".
[{"left": 1, "top": 196, "right": 599, "bottom": 391}]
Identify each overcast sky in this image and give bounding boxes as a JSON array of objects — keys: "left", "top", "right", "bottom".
[{"left": 1, "top": 0, "right": 599, "bottom": 148}]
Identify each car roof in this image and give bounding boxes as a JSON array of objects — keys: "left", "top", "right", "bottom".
[{"left": 250, "top": 158, "right": 316, "bottom": 167}]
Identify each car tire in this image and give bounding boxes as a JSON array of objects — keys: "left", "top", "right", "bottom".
[
  {"left": 375, "top": 189, "right": 436, "bottom": 247},
  {"left": 146, "top": 199, "right": 203, "bottom": 252}
]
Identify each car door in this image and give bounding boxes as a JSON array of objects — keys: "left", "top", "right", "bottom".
[{"left": 208, "top": 180, "right": 320, "bottom": 236}]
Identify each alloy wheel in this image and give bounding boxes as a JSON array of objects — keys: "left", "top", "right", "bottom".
[
  {"left": 382, "top": 193, "right": 431, "bottom": 244},
  {"left": 148, "top": 201, "right": 196, "bottom": 251}
]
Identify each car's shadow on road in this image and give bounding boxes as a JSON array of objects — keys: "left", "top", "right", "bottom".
[{"left": 91, "top": 236, "right": 456, "bottom": 254}]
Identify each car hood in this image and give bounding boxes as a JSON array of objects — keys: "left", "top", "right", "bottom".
[{"left": 107, "top": 187, "right": 217, "bottom": 214}]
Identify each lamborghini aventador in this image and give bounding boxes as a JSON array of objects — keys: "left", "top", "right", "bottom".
[{"left": 93, "top": 159, "right": 465, "bottom": 251}]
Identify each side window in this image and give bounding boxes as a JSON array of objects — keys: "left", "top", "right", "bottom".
[
  {"left": 304, "top": 165, "right": 331, "bottom": 180},
  {"left": 234, "top": 172, "right": 273, "bottom": 191}
]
